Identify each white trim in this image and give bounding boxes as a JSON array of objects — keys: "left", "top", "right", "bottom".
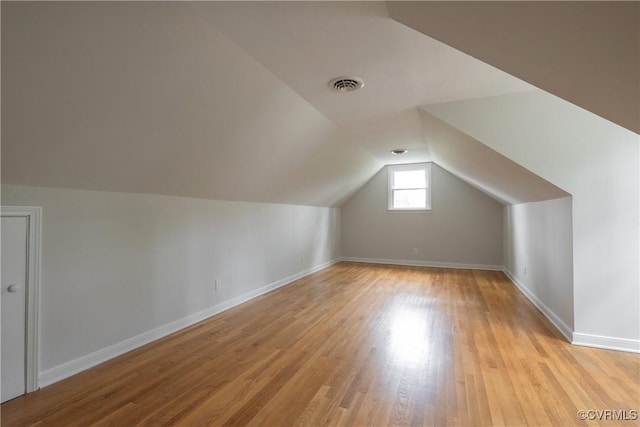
[
  {"left": 502, "top": 268, "right": 573, "bottom": 342},
  {"left": 38, "top": 258, "right": 340, "bottom": 387},
  {"left": 1, "top": 206, "right": 42, "bottom": 393},
  {"left": 503, "top": 269, "right": 640, "bottom": 354},
  {"left": 572, "top": 333, "right": 640, "bottom": 354},
  {"left": 340, "top": 256, "right": 503, "bottom": 271}
]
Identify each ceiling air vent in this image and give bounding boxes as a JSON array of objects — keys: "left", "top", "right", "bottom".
[{"left": 329, "top": 76, "right": 365, "bottom": 92}]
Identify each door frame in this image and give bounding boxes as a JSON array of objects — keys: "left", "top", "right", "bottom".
[{"left": 2, "top": 206, "right": 42, "bottom": 393}]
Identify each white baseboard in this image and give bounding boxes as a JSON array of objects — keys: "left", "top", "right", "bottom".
[
  {"left": 502, "top": 269, "right": 573, "bottom": 342},
  {"left": 503, "top": 270, "right": 640, "bottom": 353},
  {"left": 340, "top": 256, "right": 503, "bottom": 271},
  {"left": 572, "top": 333, "right": 640, "bottom": 354},
  {"left": 39, "top": 258, "right": 340, "bottom": 388}
]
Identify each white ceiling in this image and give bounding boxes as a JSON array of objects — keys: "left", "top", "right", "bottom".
[
  {"left": 201, "top": 1, "right": 533, "bottom": 165},
  {"left": 1, "top": 2, "right": 382, "bottom": 206},
  {"left": 419, "top": 109, "right": 569, "bottom": 205},
  {"left": 2, "top": 2, "right": 602, "bottom": 207},
  {"left": 389, "top": 1, "right": 640, "bottom": 135}
]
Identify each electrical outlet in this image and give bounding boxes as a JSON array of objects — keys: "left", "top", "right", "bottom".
[
  {"left": 523, "top": 267, "right": 527, "bottom": 276},
  {"left": 412, "top": 248, "right": 418, "bottom": 255},
  {"left": 215, "top": 279, "right": 221, "bottom": 291}
]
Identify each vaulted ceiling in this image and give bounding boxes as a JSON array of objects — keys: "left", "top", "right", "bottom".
[
  {"left": 2, "top": 2, "right": 636, "bottom": 207},
  {"left": 389, "top": 1, "right": 640, "bottom": 135}
]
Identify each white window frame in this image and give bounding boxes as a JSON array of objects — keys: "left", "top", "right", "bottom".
[{"left": 387, "top": 163, "right": 432, "bottom": 211}]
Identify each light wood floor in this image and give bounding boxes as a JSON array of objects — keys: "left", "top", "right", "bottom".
[{"left": 2, "top": 262, "right": 639, "bottom": 426}]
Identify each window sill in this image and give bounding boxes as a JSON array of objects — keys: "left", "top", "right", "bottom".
[{"left": 387, "top": 208, "right": 432, "bottom": 212}]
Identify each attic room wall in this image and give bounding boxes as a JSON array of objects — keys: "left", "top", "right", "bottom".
[
  {"left": 1, "top": 184, "right": 340, "bottom": 386},
  {"left": 504, "top": 197, "right": 574, "bottom": 338},
  {"left": 425, "top": 91, "right": 639, "bottom": 351},
  {"left": 341, "top": 163, "right": 503, "bottom": 268}
]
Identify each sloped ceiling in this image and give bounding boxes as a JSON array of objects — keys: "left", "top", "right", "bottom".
[
  {"left": 419, "top": 110, "right": 569, "bottom": 205},
  {"left": 202, "top": 1, "right": 533, "bottom": 166},
  {"left": 388, "top": 1, "right": 640, "bottom": 135},
  {"left": 1, "top": 2, "right": 381, "bottom": 207},
  {"left": 3, "top": 1, "right": 622, "bottom": 208}
]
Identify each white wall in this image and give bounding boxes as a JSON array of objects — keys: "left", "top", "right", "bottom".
[
  {"left": 426, "top": 91, "right": 640, "bottom": 350},
  {"left": 504, "top": 197, "right": 574, "bottom": 338},
  {"left": 1, "top": 184, "right": 340, "bottom": 383},
  {"left": 341, "top": 163, "right": 504, "bottom": 268}
]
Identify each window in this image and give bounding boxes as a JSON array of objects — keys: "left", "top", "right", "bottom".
[{"left": 388, "top": 163, "right": 431, "bottom": 211}]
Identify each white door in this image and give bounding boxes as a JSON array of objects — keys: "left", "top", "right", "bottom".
[{"left": 1, "top": 216, "right": 28, "bottom": 403}]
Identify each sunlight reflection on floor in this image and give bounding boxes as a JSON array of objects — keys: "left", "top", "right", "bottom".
[{"left": 387, "top": 304, "right": 430, "bottom": 368}]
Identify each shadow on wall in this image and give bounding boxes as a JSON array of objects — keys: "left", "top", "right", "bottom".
[{"left": 504, "top": 196, "right": 574, "bottom": 334}]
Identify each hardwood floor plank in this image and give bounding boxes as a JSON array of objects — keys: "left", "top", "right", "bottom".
[{"left": 2, "top": 262, "right": 638, "bottom": 426}]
